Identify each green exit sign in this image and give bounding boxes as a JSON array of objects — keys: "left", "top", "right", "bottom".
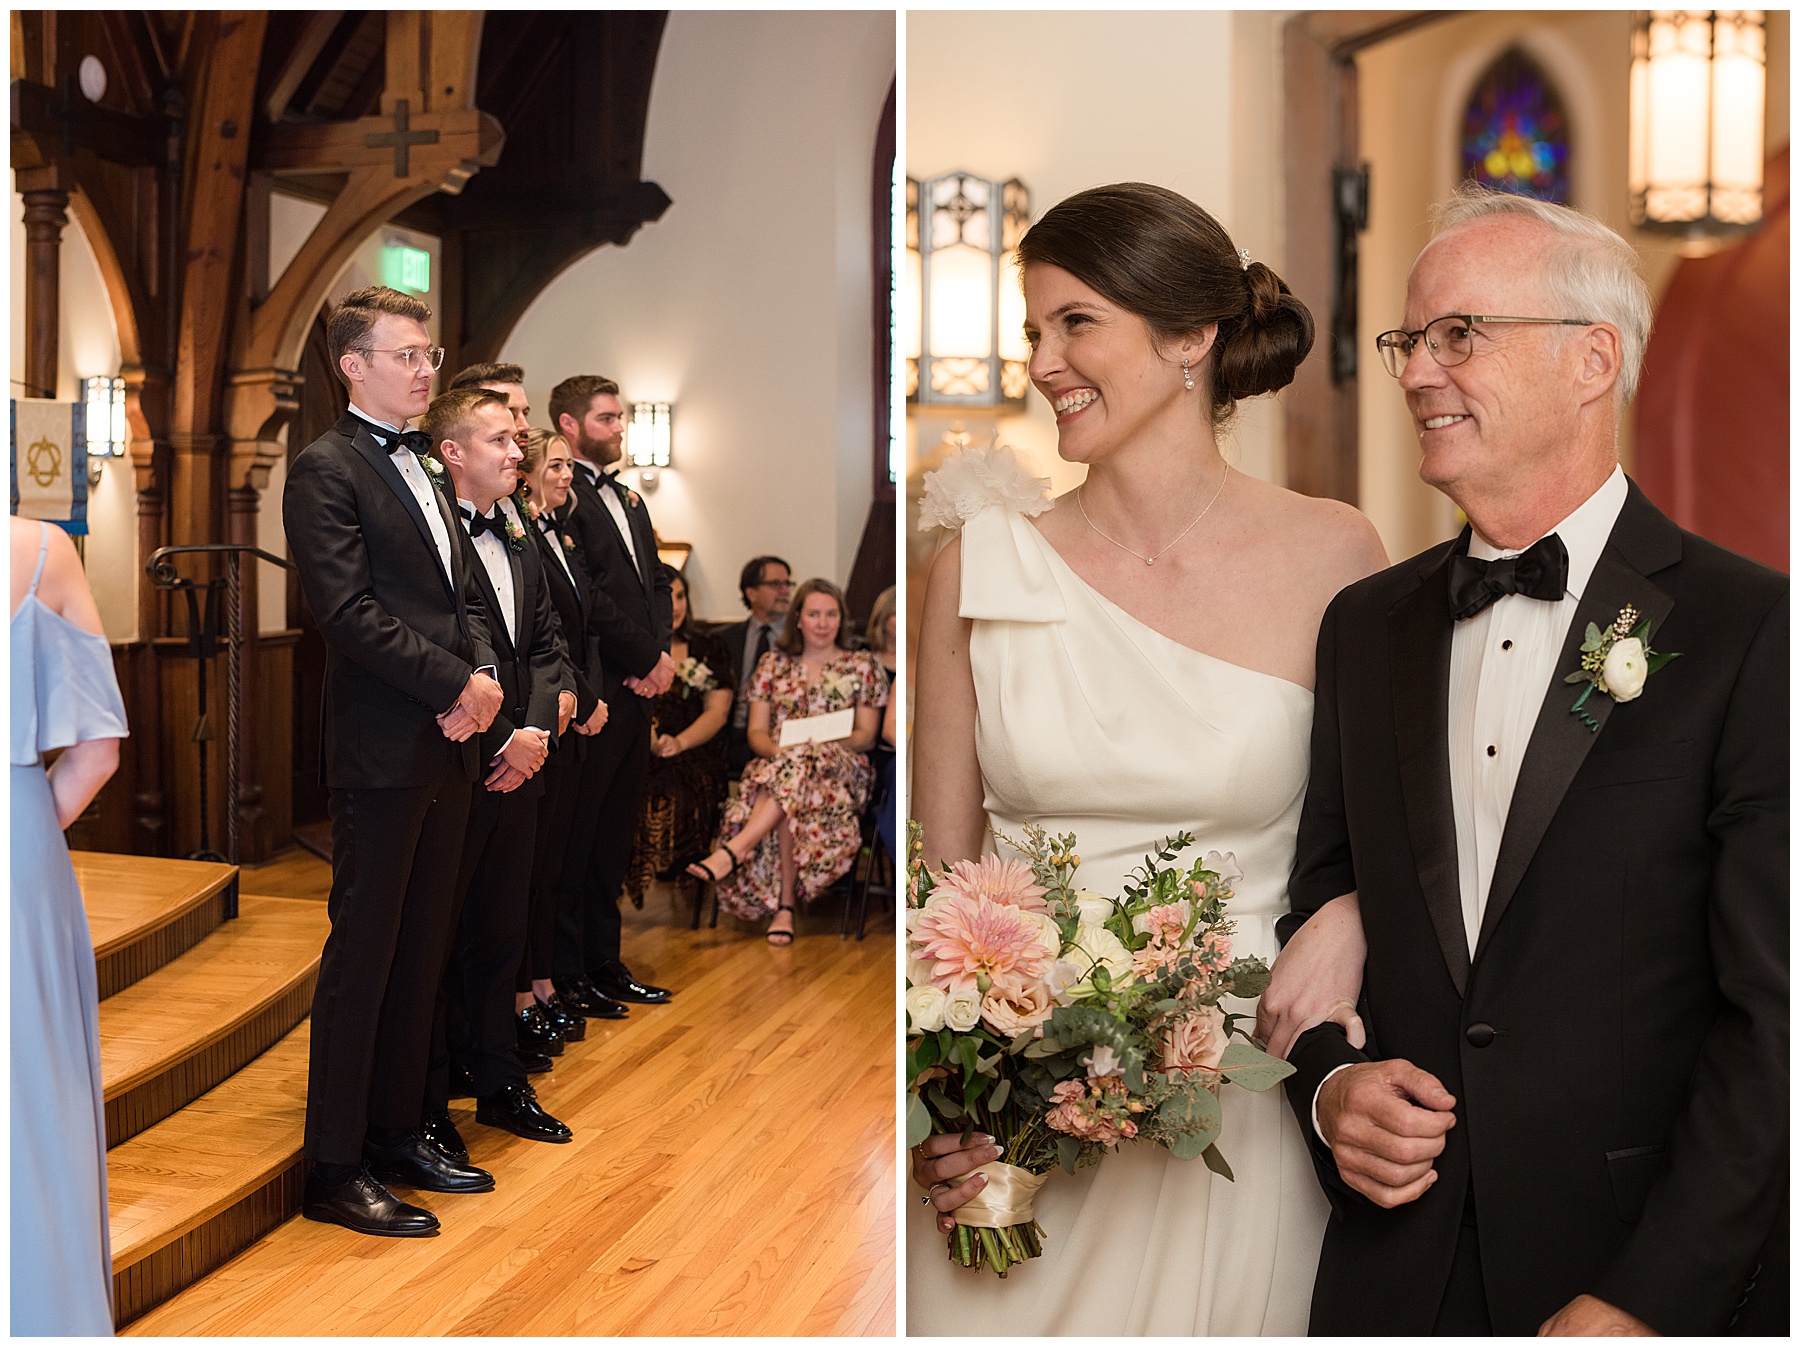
[{"left": 382, "top": 244, "right": 431, "bottom": 294}]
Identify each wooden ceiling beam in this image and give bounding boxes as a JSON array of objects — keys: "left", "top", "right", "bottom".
[
  {"left": 255, "top": 106, "right": 500, "bottom": 178},
  {"left": 262, "top": 11, "right": 342, "bottom": 124}
]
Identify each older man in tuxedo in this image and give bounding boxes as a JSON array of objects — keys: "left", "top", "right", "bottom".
[
  {"left": 548, "top": 374, "right": 676, "bottom": 1011},
  {"left": 283, "top": 286, "right": 503, "bottom": 1236},
  {"left": 1276, "top": 188, "right": 1786, "bottom": 1335}
]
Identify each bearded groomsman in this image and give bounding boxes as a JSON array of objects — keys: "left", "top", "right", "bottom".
[
  {"left": 283, "top": 287, "right": 503, "bottom": 1237},
  {"left": 1275, "top": 188, "right": 1786, "bottom": 1335},
  {"left": 413, "top": 387, "right": 585, "bottom": 1167},
  {"left": 547, "top": 375, "right": 675, "bottom": 1011}
]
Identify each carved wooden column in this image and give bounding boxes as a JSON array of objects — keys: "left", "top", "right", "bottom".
[
  {"left": 21, "top": 188, "right": 70, "bottom": 399},
  {"left": 227, "top": 482, "right": 267, "bottom": 859}
]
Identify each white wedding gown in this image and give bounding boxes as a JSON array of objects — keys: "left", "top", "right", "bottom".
[{"left": 908, "top": 452, "right": 1330, "bottom": 1336}]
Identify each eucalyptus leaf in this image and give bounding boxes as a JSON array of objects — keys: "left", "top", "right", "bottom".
[
  {"left": 905, "top": 1091, "right": 932, "bottom": 1147},
  {"left": 1563, "top": 670, "right": 1591, "bottom": 684},
  {"left": 988, "top": 1077, "right": 1012, "bottom": 1112},
  {"left": 927, "top": 1082, "right": 962, "bottom": 1119},
  {"left": 1584, "top": 621, "right": 1603, "bottom": 648},
  {"left": 1201, "top": 1142, "right": 1235, "bottom": 1181},
  {"left": 1217, "top": 1039, "right": 1297, "bottom": 1092},
  {"left": 1056, "top": 1134, "right": 1082, "bottom": 1175},
  {"left": 1157, "top": 1085, "right": 1222, "bottom": 1158}
]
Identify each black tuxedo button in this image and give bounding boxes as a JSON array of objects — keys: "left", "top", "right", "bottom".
[{"left": 1465, "top": 1022, "right": 1496, "bottom": 1048}]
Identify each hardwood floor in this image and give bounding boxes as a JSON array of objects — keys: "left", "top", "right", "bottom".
[{"left": 125, "top": 857, "right": 898, "bottom": 1336}]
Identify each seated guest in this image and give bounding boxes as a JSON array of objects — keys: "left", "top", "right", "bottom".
[
  {"left": 688, "top": 578, "right": 887, "bottom": 944},
  {"left": 624, "top": 566, "right": 734, "bottom": 906},
  {"left": 865, "top": 586, "right": 898, "bottom": 865},
  {"left": 421, "top": 388, "right": 574, "bottom": 1152},
  {"left": 714, "top": 555, "right": 791, "bottom": 776},
  {"left": 864, "top": 584, "right": 897, "bottom": 683},
  {"left": 514, "top": 429, "right": 611, "bottom": 1044}
]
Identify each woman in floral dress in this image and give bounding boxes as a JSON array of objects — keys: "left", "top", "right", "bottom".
[
  {"left": 623, "top": 567, "right": 733, "bottom": 905},
  {"left": 688, "top": 578, "right": 886, "bottom": 943}
]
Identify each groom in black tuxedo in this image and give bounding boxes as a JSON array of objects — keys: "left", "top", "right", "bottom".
[
  {"left": 1282, "top": 192, "right": 1786, "bottom": 1334},
  {"left": 283, "top": 286, "right": 505, "bottom": 1236},
  {"left": 547, "top": 374, "right": 676, "bottom": 1010}
]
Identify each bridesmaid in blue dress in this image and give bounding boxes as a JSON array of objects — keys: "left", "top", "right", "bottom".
[{"left": 11, "top": 517, "right": 128, "bottom": 1335}]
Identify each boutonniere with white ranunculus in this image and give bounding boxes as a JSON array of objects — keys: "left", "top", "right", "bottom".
[
  {"left": 418, "top": 451, "right": 448, "bottom": 489},
  {"left": 626, "top": 487, "right": 642, "bottom": 509},
  {"left": 1562, "top": 603, "right": 1680, "bottom": 731}
]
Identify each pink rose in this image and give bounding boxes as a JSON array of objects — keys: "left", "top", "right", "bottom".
[
  {"left": 1157, "top": 1004, "right": 1229, "bottom": 1074},
  {"left": 981, "top": 980, "right": 1055, "bottom": 1037}
]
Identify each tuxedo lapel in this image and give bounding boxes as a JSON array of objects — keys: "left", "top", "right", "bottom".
[
  {"left": 591, "top": 470, "right": 651, "bottom": 593},
  {"left": 457, "top": 517, "right": 515, "bottom": 658},
  {"left": 1389, "top": 543, "right": 1471, "bottom": 996},
  {"left": 1476, "top": 485, "right": 1682, "bottom": 954},
  {"left": 348, "top": 421, "right": 457, "bottom": 602}
]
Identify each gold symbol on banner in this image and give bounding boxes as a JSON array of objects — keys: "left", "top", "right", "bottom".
[{"left": 26, "top": 435, "right": 63, "bottom": 488}]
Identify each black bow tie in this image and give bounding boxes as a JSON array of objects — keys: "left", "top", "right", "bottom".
[
  {"left": 368, "top": 423, "right": 433, "bottom": 458},
  {"left": 1448, "top": 533, "right": 1569, "bottom": 620},
  {"left": 461, "top": 506, "right": 503, "bottom": 541}
]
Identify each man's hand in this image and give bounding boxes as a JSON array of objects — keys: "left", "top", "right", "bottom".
[
  {"left": 1258, "top": 891, "right": 1367, "bottom": 1059},
  {"left": 439, "top": 670, "right": 505, "bottom": 740},
  {"left": 635, "top": 650, "right": 675, "bottom": 696},
  {"left": 485, "top": 727, "right": 548, "bottom": 791},
  {"left": 437, "top": 703, "right": 479, "bottom": 742},
  {"left": 1539, "top": 1295, "right": 1657, "bottom": 1336},
  {"left": 556, "top": 689, "right": 576, "bottom": 737},
  {"left": 1316, "top": 1059, "right": 1457, "bottom": 1208},
  {"left": 574, "top": 698, "right": 609, "bottom": 736}
]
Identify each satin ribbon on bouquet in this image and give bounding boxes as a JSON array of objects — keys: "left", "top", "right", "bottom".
[{"left": 949, "top": 1161, "right": 1050, "bottom": 1228}]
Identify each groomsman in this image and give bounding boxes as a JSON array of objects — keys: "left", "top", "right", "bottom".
[
  {"left": 1280, "top": 189, "right": 1786, "bottom": 1334},
  {"left": 714, "top": 555, "right": 791, "bottom": 776},
  {"left": 283, "top": 286, "right": 501, "bottom": 1237},
  {"left": 548, "top": 375, "right": 676, "bottom": 1010},
  {"left": 420, "top": 387, "right": 576, "bottom": 1152}
]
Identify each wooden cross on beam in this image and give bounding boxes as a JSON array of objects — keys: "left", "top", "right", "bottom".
[{"left": 364, "top": 99, "right": 439, "bottom": 178}]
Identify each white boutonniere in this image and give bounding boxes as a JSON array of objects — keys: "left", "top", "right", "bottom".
[
  {"left": 418, "top": 452, "right": 448, "bottom": 489},
  {"left": 1563, "top": 603, "right": 1680, "bottom": 731},
  {"left": 674, "top": 656, "right": 716, "bottom": 697},
  {"left": 626, "top": 487, "right": 642, "bottom": 510}
]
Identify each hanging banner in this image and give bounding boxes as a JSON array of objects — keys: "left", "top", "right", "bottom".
[{"left": 10, "top": 398, "right": 88, "bottom": 535}]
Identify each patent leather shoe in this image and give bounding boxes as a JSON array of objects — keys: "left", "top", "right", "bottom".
[
  {"left": 539, "top": 992, "right": 586, "bottom": 1042},
  {"left": 475, "top": 1081, "right": 574, "bottom": 1143},
  {"left": 517, "top": 1048, "right": 554, "bottom": 1074},
  {"left": 560, "top": 975, "right": 630, "bottom": 1019},
  {"left": 303, "top": 1167, "right": 439, "bottom": 1237},
  {"left": 365, "top": 1133, "right": 494, "bottom": 1193},
  {"left": 421, "top": 1110, "right": 469, "bottom": 1164},
  {"left": 591, "top": 958, "right": 673, "bottom": 1004},
  {"left": 516, "top": 1002, "right": 564, "bottom": 1055}
]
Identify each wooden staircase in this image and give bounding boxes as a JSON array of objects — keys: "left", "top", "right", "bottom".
[{"left": 73, "top": 853, "right": 326, "bottom": 1328}]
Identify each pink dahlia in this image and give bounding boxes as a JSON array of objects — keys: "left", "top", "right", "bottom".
[
  {"left": 933, "top": 855, "right": 1049, "bottom": 913},
  {"left": 913, "top": 892, "right": 1052, "bottom": 995}
]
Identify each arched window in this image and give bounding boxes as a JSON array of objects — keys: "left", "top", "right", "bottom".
[{"left": 1460, "top": 48, "right": 1571, "bottom": 203}]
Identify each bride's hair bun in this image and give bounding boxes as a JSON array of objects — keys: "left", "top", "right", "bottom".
[{"left": 1016, "top": 182, "right": 1314, "bottom": 424}]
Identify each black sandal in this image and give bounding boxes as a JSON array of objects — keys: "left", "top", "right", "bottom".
[
  {"left": 687, "top": 844, "right": 740, "bottom": 884},
  {"left": 767, "top": 903, "right": 795, "bottom": 946}
]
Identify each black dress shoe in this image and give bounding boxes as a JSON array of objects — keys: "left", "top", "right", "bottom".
[
  {"left": 303, "top": 1167, "right": 439, "bottom": 1237},
  {"left": 421, "top": 1110, "right": 469, "bottom": 1164},
  {"left": 591, "top": 958, "right": 673, "bottom": 1005},
  {"left": 365, "top": 1133, "right": 494, "bottom": 1193},
  {"left": 475, "top": 1081, "right": 574, "bottom": 1143},
  {"left": 560, "top": 975, "right": 630, "bottom": 1019},
  {"left": 449, "top": 1064, "right": 476, "bottom": 1100},
  {"left": 539, "top": 993, "right": 586, "bottom": 1042},
  {"left": 517, "top": 1048, "right": 554, "bottom": 1074},
  {"left": 516, "top": 1002, "right": 564, "bottom": 1056}
]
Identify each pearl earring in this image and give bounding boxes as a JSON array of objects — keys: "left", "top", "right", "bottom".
[{"left": 1182, "top": 360, "right": 1195, "bottom": 391}]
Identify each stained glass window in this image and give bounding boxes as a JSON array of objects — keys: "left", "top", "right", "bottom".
[{"left": 1461, "top": 49, "right": 1571, "bottom": 203}]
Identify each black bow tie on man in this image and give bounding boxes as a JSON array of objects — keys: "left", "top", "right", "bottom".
[
  {"left": 368, "top": 424, "right": 435, "bottom": 459},
  {"left": 460, "top": 505, "right": 503, "bottom": 541},
  {"left": 1447, "top": 532, "right": 1569, "bottom": 620}
]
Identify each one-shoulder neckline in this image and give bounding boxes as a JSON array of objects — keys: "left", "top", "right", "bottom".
[{"left": 1023, "top": 515, "right": 1313, "bottom": 698}]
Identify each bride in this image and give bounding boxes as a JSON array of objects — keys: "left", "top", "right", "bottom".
[{"left": 908, "top": 183, "right": 1389, "bottom": 1335}]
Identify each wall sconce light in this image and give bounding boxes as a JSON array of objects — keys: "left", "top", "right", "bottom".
[
  {"left": 1630, "top": 11, "right": 1767, "bottom": 240},
  {"left": 627, "top": 401, "right": 672, "bottom": 490},
  {"left": 905, "top": 172, "right": 1031, "bottom": 408},
  {"left": 82, "top": 374, "right": 127, "bottom": 484}
]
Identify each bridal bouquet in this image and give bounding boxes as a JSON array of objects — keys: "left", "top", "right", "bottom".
[{"left": 905, "top": 822, "right": 1293, "bottom": 1276}]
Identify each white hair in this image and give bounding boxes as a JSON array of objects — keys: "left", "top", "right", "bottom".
[{"left": 1430, "top": 184, "right": 1654, "bottom": 404}]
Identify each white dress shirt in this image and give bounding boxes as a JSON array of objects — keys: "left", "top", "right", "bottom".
[
  {"left": 1311, "top": 466, "right": 1629, "bottom": 1141},
  {"left": 348, "top": 403, "right": 454, "bottom": 581},
  {"left": 458, "top": 495, "right": 517, "bottom": 647},
  {"left": 576, "top": 460, "right": 640, "bottom": 571},
  {"left": 537, "top": 514, "right": 577, "bottom": 587}
]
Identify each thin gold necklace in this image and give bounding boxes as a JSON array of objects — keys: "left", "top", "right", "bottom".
[{"left": 1076, "top": 464, "right": 1230, "bottom": 567}]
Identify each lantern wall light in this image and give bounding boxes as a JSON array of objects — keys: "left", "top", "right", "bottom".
[
  {"left": 82, "top": 375, "right": 127, "bottom": 457},
  {"left": 905, "top": 171, "right": 1031, "bottom": 409},
  {"left": 627, "top": 401, "right": 673, "bottom": 490},
  {"left": 1629, "top": 10, "right": 1767, "bottom": 239}
]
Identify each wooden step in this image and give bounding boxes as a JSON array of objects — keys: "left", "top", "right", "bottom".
[
  {"left": 100, "top": 895, "right": 327, "bottom": 1147},
  {"left": 74, "top": 851, "right": 237, "bottom": 999},
  {"left": 109, "top": 1021, "right": 310, "bottom": 1330}
]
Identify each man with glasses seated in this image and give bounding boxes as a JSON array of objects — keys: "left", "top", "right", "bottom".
[{"left": 715, "top": 556, "right": 792, "bottom": 777}]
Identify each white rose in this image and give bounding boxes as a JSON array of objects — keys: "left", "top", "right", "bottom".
[
  {"left": 904, "top": 907, "right": 925, "bottom": 937},
  {"left": 1073, "top": 892, "right": 1116, "bottom": 926},
  {"left": 906, "top": 984, "right": 947, "bottom": 1032},
  {"left": 1021, "top": 909, "right": 1063, "bottom": 956},
  {"left": 1601, "top": 636, "right": 1648, "bottom": 702},
  {"left": 1068, "top": 922, "right": 1134, "bottom": 997},
  {"left": 906, "top": 955, "right": 938, "bottom": 988},
  {"left": 943, "top": 987, "right": 984, "bottom": 1032}
]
